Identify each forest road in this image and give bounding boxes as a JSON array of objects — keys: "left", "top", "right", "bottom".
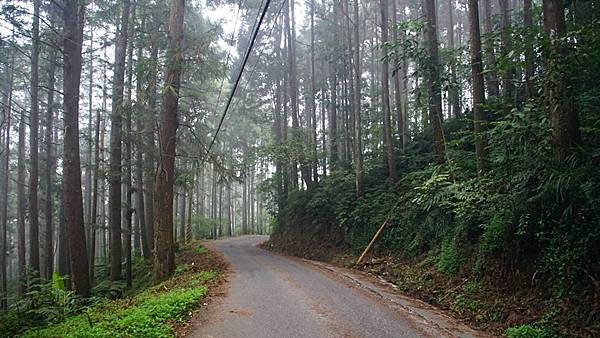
[{"left": 187, "top": 235, "right": 489, "bottom": 338}]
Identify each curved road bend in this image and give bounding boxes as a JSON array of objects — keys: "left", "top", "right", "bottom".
[{"left": 188, "top": 236, "right": 489, "bottom": 338}]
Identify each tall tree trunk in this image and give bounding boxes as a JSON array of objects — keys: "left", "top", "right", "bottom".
[
  {"left": 321, "top": 86, "right": 327, "bottom": 176},
  {"left": 523, "top": 0, "right": 534, "bottom": 97},
  {"left": 85, "top": 31, "right": 94, "bottom": 260},
  {"left": 1, "top": 43, "right": 13, "bottom": 307},
  {"left": 273, "top": 16, "right": 284, "bottom": 210},
  {"left": 57, "top": 193, "right": 69, "bottom": 278},
  {"left": 310, "top": 0, "right": 319, "bottom": 184},
  {"left": 469, "top": 0, "right": 488, "bottom": 176},
  {"left": 109, "top": 0, "right": 131, "bottom": 281},
  {"left": 179, "top": 161, "right": 187, "bottom": 243},
  {"left": 380, "top": 0, "right": 397, "bottom": 180},
  {"left": 498, "top": 0, "right": 514, "bottom": 102},
  {"left": 391, "top": 0, "right": 404, "bottom": 147},
  {"left": 144, "top": 24, "right": 159, "bottom": 259},
  {"left": 242, "top": 173, "right": 247, "bottom": 235},
  {"left": 17, "top": 96, "right": 26, "bottom": 295},
  {"left": 423, "top": 0, "right": 446, "bottom": 163},
  {"left": 29, "top": 0, "right": 41, "bottom": 277},
  {"left": 124, "top": 9, "right": 135, "bottom": 288},
  {"left": 329, "top": 1, "right": 339, "bottom": 171},
  {"left": 284, "top": 0, "right": 305, "bottom": 189},
  {"left": 90, "top": 94, "right": 100, "bottom": 281},
  {"left": 44, "top": 15, "right": 58, "bottom": 280},
  {"left": 542, "top": 0, "right": 580, "bottom": 161},
  {"left": 134, "top": 19, "right": 147, "bottom": 257},
  {"left": 482, "top": 0, "right": 500, "bottom": 97},
  {"left": 352, "top": 0, "right": 364, "bottom": 196},
  {"left": 63, "top": 0, "right": 91, "bottom": 297},
  {"left": 154, "top": 0, "right": 185, "bottom": 282},
  {"left": 448, "top": 0, "right": 461, "bottom": 117},
  {"left": 227, "top": 184, "right": 232, "bottom": 237},
  {"left": 91, "top": 45, "right": 109, "bottom": 279},
  {"left": 186, "top": 173, "right": 193, "bottom": 242},
  {"left": 342, "top": 0, "right": 355, "bottom": 170}
]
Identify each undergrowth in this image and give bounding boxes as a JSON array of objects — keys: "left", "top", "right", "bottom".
[
  {"left": 1, "top": 244, "right": 217, "bottom": 338},
  {"left": 267, "top": 102, "right": 600, "bottom": 336}
]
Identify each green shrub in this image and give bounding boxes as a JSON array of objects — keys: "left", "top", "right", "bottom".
[
  {"left": 506, "top": 324, "right": 557, "bottom": 338},
  {"left": 436, "top": 240, "right": 465, "bottom": 276},
  {"left": 22, "top": 275, "right": 208, "bottom": 337},
  {"left": 481, "top": 212, "right": 510, "bottom": 255},
  {"left": 195, "top": 245, "right": 208, "bottom": 255}
]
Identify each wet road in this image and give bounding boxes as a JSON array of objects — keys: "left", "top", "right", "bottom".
[{"left": 188, "top": 236, "right": 487, "bottom": 338}]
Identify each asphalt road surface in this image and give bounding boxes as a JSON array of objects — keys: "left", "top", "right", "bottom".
[{"left": 188, "top": 236, "right": 488, "bottom": 338}]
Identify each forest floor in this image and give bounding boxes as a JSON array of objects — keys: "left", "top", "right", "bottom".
[
  {"left": 187, "top": 235, "right": 488, "bottom": 338},
  {"left": 12, "top": 242, "right": 228, "bottom": 338}
]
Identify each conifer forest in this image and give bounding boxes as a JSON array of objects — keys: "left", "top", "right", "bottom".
[{"left": 0, "top": 0, "right": 598, "bottom": 336}]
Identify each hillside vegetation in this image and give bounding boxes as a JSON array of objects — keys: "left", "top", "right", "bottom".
[{"left": 268, "top": 109, "right": 600, "bottom": 336}]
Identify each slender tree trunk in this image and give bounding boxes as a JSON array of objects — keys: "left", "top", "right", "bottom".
[
  {"left": 124, "top": 9, "right": 135, "bottom": 288},
  {"left": 0, "top": 44, "right": 13, "bottom": 307},
  {"left": 329, "top": 1, "right": 339, "bottom": 171},
  {"left": 342, "top": 0, "right": 355, "bottom": 170},
  {"left": 352, "top": 0, "right": 364, "bottom": 196},
  {"left": 448, "top": 0, "right": 461, "bottom": 117},
  {"left": 44, "top": 16, "right": 58, "bottom": 280},
  {"left": 179, "top": 161, "right": 187, "bottom": 243},
  {"left": 29, "top": 0, "right": 41, "bottom": 277},
  {"left": 273, "top": 16, "right": 284, "bottom": 209},
  {"left": 85, "top": 31, "right": 94, "bottom": 260},
  {"left": 499, "top": 0, "right": 514, "bottom": 102},
  {"left": 57, "top": 193, "right": 69, "bottom": 278},
  {"left": 423, "top": 0, "right": 446, "bottom": 163},
  {"left": 63, "top": 0, "right": 91, "bottom": 297},
  {"left": 154, "top": 0, "right": 185, "bottom": 282},
  {"left": 90, "top": 94, "right": 101, "bottom": 281},
  {"left": 17, "top": 97, "right": 26, "bottom": 295},
  {"left": 523, "top": 0, "right": 534, "bottom": 98},
  {"left": 91, "top": 45, "right": 109, "bottom": 278},
  {"left": 284, "top": 0, "right": 305, "bottom": 189},
  {"left": 310, "top": 0, "right": 319, "bottom": 184},
  {"left": 380, "top": 0, "right": 397, "bottom": 179},
  {"left": 469, "top": 0, "right": 488, "bottom": 176},
  {"left": 134, "top": 19, "right": 147, "bottom": 257},
  {"left": 321, "top": 85, "right": 327, "bottom": 176},
  {"left": 144, "top": 26, "right": 159, "bottom": 259},
  {"left": 134, "top": 126, "right": 148, "bottom": 257},
  {"left": 482, "top": 0, "right": 500, "bottom": 97},
  {"left": 242, "top": 173, "right": 247, "bottom": 234},
  {"left": 391, "top": 0, "right": 404, "bottom": 146},
  {"left": 109, "top": 0, "right": 131, "bottom": 281},
  {"left": 542, "top": 0, "right": 580, "bottom": 161},
  {"left": 186, "top": 173, "right": 193, "bottom": 242},
  {"left": 227, "top": 184, "right": 232, "bottom": 237},
  {"left": 329, "top": 62, "right": 339, "bottom": 172}
]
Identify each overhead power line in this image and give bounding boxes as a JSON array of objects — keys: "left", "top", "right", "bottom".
[
  {"left": 203, "top": 0, "right": 273, "bottom": 164},
  {"left": 213, "top": 0, "right": 244, "bottom": 112},
  {"left": 229, "top": 0, "right": 287, "bottom": 116}
]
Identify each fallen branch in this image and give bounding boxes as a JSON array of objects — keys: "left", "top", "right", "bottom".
[{"left": 355, "top": 200, "right": 401, "bottom": 266}]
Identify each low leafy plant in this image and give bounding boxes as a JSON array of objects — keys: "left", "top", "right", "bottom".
[
  {"left": 22, "top": 272, "right": 210, "bottom": 338},
  {"left": 195, "top": 245, "right": 208, "bottom": 255},
  {"left": 436, "top": 240, "right": 465, "bottom": 276},
  {"left": 506, "top": 324, "right": 557, "bottom": 338}
]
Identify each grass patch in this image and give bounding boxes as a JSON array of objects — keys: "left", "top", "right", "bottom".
[
  {"left": 22, "top": 285, "right": 206, "bottom": 337},
  {"left": 195, "top": 245, "right": 209, "bottom": 255},
  {"left": 506, "top": 324, "right": 557, "bottom": 338},
  {"left": 18, "top": 241, "right": 223, "bottom": 337}
]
